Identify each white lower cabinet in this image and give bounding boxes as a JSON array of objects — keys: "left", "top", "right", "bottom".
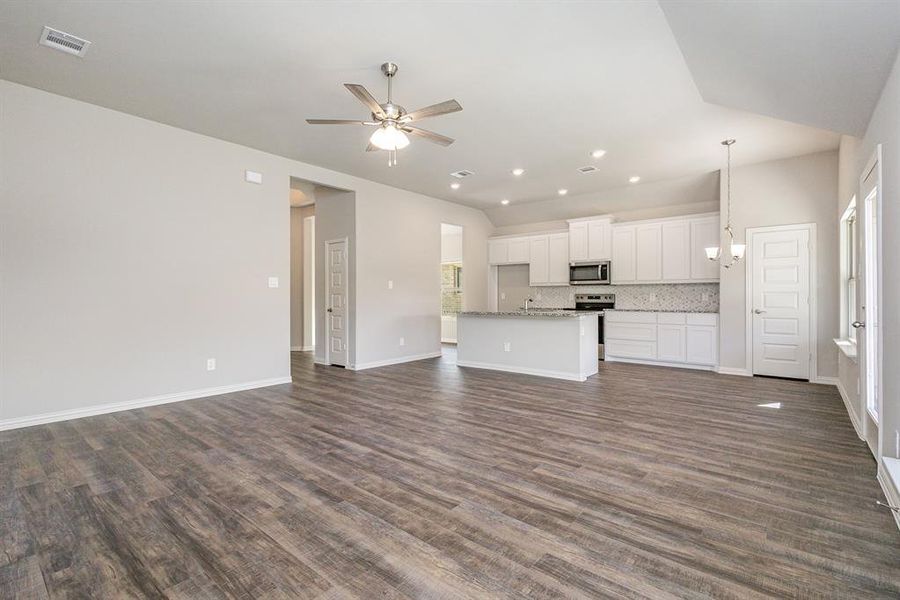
[{"left": 605, "top": 311, "right": 718, "bottom": 370}]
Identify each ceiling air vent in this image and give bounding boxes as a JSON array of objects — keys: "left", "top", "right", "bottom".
[
  {"left": 450, "top": 170, "right": 474, "bottom": 178},
  {"left": 578, "top": 165, "right": 599, "bottom": 174},
  {"left": 39, "top": 26, "right": 91, "bottom": 57}
]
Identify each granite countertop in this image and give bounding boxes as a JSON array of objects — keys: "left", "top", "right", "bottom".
[
  {"left": 459, "top": 310, "right": 602, "bottom": 318},
  {"left": 604, "top": 308, "right": 719, "bottom": 314}
]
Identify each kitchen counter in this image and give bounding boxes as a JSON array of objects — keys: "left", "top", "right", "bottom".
[
  {"left": 459, "top": 310, "right": 602, "bottom": 318},
  {"left": 457, "top": 312, "right": 598, "bottom": 381},
  {"left": 604, "top": 308, "right": 719, "bottom": 314}
]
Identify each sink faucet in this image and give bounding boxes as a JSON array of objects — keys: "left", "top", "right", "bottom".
[{"left": 523, "top": 297, "right": 533, "bottom": 311}]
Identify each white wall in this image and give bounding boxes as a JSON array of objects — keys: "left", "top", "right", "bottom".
[
  {"left": 0, "top": 81, "right": 492, "bottom": 425},
  {"left": 354, "top": 192, "right": 493, "bottom": 368},
  {"left": 718, "top": 150, "right": 839, "bottom": 379},
  {"left": 839, "top": 51, "right": 900, "bottom": 460}
]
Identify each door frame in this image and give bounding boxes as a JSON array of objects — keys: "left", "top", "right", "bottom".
[
  {"left": 744, "top": 222, "right": 817, "bottom": 380},
  {"left": 324, "top": 237, "right": 350, "bottom": 366},
  {"left": 859, "top": 145, "right": 883, "bottom": 457}
]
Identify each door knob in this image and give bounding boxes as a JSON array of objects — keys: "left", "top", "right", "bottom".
[
  {"left": 753, "top": 309, "right": 766, "bottom": 314},
  {"left": 327, "top": 308, "right": 333, "bottom": 313},
  {"left": 852, "top": 320, "right": 865, "bottom": 328}
]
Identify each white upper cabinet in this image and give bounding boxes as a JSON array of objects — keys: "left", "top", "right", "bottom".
[
  {"left": 568, "top": 217, "right": 611, "bottom": 261},
  {"left": 634, "top": 223, "right": 662, "bottom": 282},
  {"left": 587, "top": 219, "right": 612, "bottom": 260},
  {"left": 488, "top": 239, "right": 508, "bottom": 265},
  {"left": 508, "top": 237, "right": 530, "bottom": 263},
  {"left": 488, "top": 236, "right": 531, "bottom": 265},
  {"left": 568, "top": 222, "right": 589, "bottom": 261},
  {"left": 611, "top": 226, "right": 636, "bottom": 283},
  {"left": 528, "top": 236, "right": 549, "bottom": 285},
  {"left": 661, "top": 220, "right": 691, "bottom": 280},
  {"left": 690, "top": 216, "right": 720, "bottom": 281},
  {"left": 548, "top": 232, "right": 569, "bottom": 284},
  {"left": 529, "top": 232, "right": 569, "bottom": 286}
]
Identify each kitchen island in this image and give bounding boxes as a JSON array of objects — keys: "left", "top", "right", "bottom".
[{"left": 456, "top": 311, "right": 599, "bottom": 381}]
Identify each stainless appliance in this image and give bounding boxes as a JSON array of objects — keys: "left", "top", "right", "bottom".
[
  {"left": 569, "top": 261, "right": 611, "bottom": 285},
  {"left": 574, "top": 293, "right": 615, "bottom": 359}
]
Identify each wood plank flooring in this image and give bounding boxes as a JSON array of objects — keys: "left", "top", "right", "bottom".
[{"left": 2, "top": 350, "right": 899, "bottom": 598}]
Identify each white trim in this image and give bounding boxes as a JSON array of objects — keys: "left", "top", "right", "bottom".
[
  {"left": 811, "top": 376, "right": 838, "bottom": 386},
  {"left": 877, "top": 459, "right": 900, "bottom": 533},
  {"left": 456, "top": 359, "right": 589, "bottom": 382},
  {"left": 836, "top": 377, "right": 864, "bottom": 440},
  {"left": 716, "top": 366, "right": 752, "bottom": 377},
  {"left": 0, "top": 376, "right": 293, "bottom": 431},
  {"left": 605, "top": 356, "right": 716, "bottom": 372},
  {"left": 350, "top": 351, "right": 442, "bottom": 371},
  {"left": 833, "top": 338, "right": 858, "bottom": 362},
  {"left": 291, "top": 345, "right": 314, "bottom": 352},
  {"left": 745, "top": 223, "right": 817, "bottom": 381}
]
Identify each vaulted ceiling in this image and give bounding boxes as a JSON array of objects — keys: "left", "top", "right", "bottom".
[{"left": 1, "top": 1, "right": 892, "bottom": 216}]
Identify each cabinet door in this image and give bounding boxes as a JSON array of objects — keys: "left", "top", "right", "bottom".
[
  {"left": 635, "top": 223, "right": 662, "bottom": 281},
  {"left": 569, "top": 222, "right": 588, "bottom": 262},
  {"left": 661, "top": 221, "right": 691, "bottom": 280},
  {"left": 529, "top": 236, "right": 549, "bottom": 285},
  {"left": 611, "top": 226, "right": 636, "bottom": 283},
  {"left": 657, "top": 325, "right": 686, "bottom": 362},
  {"left": 548, "top": 233, "right": 569, "bottom": 284},
  {"left": 488, "top": 239, "right": 508, "bottom": 265},
  {"left": 686, "top": 326, "right": 718, "bottom": 365},
  {"left": 507, "top": 237, "right": 530, "bottom": 263},
  {"left": 588, "top": 219, "right": 612, "bottom": 260},
  {"left": 690, "top": 216, "right": 720, "bottom": 280}
]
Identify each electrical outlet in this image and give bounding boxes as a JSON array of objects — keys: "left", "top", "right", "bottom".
[
  {"left": 536, "top": 292, "right": 542, "bottom": 301},
  {"left": 500, "top": 292, "right": 507, "bottom": 300},
  {"left": 206, "top": 358, "right": 216, "bottom": 371},
  {"left": 268, "top": 276, "right": 279, "bottom": 288},
  {"left": 399, "top": 337, "right": 405, "bottom": 347},
  {"left": 649, "top": 293, "right": 657, "bottom": 302},
  {"left": 702, "top": 292, "right": 710, "bottom": 302},
  {"left": 388, "top": 280, "right": 393, "bottom": 290},
  {"left": 503, "top": 341, "right": 511, "bottom": 352}
]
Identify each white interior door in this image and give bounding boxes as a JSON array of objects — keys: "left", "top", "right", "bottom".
[
  {"left": 750, "top": 226, "right": 811, "bottom": 379},
  {"left": 858, "top": 150, "right": 881, "bottom": 457},
  {"left": 326, "top": 239, "right": 348, "bottom": 366}
]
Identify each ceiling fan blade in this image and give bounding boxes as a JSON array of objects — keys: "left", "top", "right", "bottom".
[
  {"left": 402, "top": 126, "right": 454, "bottom": 146},
  {"left": 344, "top": 84, "right": 385, "bottom": 118},
  {"left": 401, "top": 99, "right": 462, "bottom": 122},
  {"left": 306, "top": 119, "right": 369, "bottom": 125}
]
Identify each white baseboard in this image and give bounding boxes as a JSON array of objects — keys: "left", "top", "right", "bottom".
[
  {"left": 716, "top": 366, "right": 752, "bottom": 377},
  {"left": 0, "top": 376, "right": 293, "bottom": 432},
  {"left": 350, "top": 351, "right": 443, "bottom": 371},
  {"left": 877, "top": 459, "right": 900, "bottom": 533},
  {"left": 291, "top": 345, "right": 314, "bottom": 352},
  {"left": 812, "top": 376, "right": 838, "bottom": 386},
  {"left": 455, "top": 359, "right": 588, "bottom": 382},
  {"left": 606, "top": 356, "right": 716, "bottom": 372},
  {"left": 835, "top": 377, "right": 864, "bottom": 440}
]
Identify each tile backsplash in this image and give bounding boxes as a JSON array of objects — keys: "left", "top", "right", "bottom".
[{"left": 528, "top": 283, "right": 720, "bottom": 312}]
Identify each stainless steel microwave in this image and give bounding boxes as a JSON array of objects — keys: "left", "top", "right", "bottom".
[{"left": 569, "top": 261, "right": 611, "bottom": 285}]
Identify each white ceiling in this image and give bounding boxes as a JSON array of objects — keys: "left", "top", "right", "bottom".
[
  {"left": 661, "top": 1, "right": 900, "bottom": 137},
  {"left": 0, "top": 1, "right": 852, "bottom": 214}
]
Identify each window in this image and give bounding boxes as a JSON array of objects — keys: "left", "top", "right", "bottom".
[
  {"left": 441, "top": 263, "right": 462, "bottom": 316},
  {"left": 840, "top": 198, "right": 858, "bottom": 344}
]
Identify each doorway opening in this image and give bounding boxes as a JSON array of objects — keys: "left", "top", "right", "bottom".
[
  {"left": 289, "top": 178, "right": 316, "bottom": 354},
  {"left": 441, "top": 224, "right": 463, "bottom": 348}
]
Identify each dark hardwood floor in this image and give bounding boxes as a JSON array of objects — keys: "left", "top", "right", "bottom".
[{"left": 2, "top": 350, "right": 899, "bottom": 598}]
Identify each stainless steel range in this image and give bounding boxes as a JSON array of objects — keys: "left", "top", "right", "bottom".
[{"left": 575, "top": 293, "right": 615, "bottom": 360}]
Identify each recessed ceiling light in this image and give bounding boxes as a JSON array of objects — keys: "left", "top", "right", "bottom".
[
  {"left": 450, "top": 182, "right": 460, "bottom": 190},
  {"left": 558, "top": 189, "right": 568, "bottom": 196},
  {"left": 591, "top": 149, "right": 607, "bottom": 159},
  {"left": 501, "top": 199, "right": 510, "bottom": 205},
  {"left": 629, "top": 176, "right": 641, "bottom": 183},
  {"left": 512, "top": 168, "right": 525, "bottom": 176}
]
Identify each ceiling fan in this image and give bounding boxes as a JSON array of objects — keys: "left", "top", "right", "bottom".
[{"left": 306, "top": 62, "right": 462, "bottom": 166}]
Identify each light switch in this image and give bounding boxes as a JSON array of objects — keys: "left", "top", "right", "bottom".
[
  {"left": 245, "top": 170, "right": 263, "bottom": 184},
  {"left": 500, "top": 292, "right": 507, "bottom": 300},
  {"left": 399, "top": 337, "right": 405, "bottom": 347},
  {"left": 268, "top": 277, "right": 279, "bottom": 288},
  {"left": 503, "top": 341, "right": 511, "bottom": 352},
  {"left": 206, "top": 358, "right": 216, "bottom": 371},
  {"left": 388, "top": 280, "right": 393, "bottom": 290}
]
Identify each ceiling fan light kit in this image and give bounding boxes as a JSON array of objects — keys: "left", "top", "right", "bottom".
[
  {"left": 306, "top": 62, "right": 462, "bottom": 167},
  {"left": 705, "top": 139, "right": 746, "bottom": 268}
]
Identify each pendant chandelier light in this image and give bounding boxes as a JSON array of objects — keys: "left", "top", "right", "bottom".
[{"left": 705, "top": 139, "right": 746, "bottom": 268}]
